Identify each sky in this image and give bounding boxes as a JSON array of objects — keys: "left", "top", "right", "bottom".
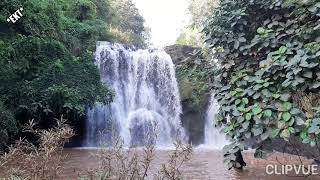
[{"left": 132, "top": 0, "right": 190, "bottom": 47}]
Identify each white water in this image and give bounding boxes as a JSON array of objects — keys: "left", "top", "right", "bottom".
[
  {"left": 201, "top": 94, "right": 228, "bottom": 149},
  {"left": 85, "top": 42, "right": 184, "bottom": 147}
]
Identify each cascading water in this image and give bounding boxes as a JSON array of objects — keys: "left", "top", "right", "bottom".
[
  {"left": 203, "top": 94, "right": 228, "bottom": 149},
  {"left": 85, "top": 42, "right": 184, "bottom": 147}
]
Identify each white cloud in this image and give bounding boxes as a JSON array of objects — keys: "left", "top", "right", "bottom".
[{"left": 132, "top": 0, "right": 190, "bottom": 47}]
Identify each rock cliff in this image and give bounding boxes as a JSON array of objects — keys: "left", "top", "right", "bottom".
[{"left": 165, "top": 45, "right": 207, "bottom": 145}]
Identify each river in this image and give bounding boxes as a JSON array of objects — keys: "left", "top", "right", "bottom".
[{"left": 59, "top": 148, "right": 320, "bottom": 180}]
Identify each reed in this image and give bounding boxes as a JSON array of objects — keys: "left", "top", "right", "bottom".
[{"left": 0, "top": 116, "right": 74, "bottom": 180}]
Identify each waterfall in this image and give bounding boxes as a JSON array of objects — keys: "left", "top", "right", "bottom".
[
  {"left": 85, "top": 42, "right": 184, "bottom": 147},
  {"left": 203, "top": 94, "right": 228, "bottom": 149}
]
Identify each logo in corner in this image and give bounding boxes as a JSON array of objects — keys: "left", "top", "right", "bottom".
[{"left": 7, "top": 7, "right": 24, "bottom": 24}]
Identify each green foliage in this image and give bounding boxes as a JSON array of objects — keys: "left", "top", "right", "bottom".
[
  {"left": 188, "top": 0, "right": 218, "bottom": 29},
  {"left": 204, "top": 0, "right": 320, "bottom": 169},
  {"left": 176, "top": 51, "right": 212, "bottom": 105},
  {"left": 0, "top": 101, "right": 18, "bottom": 149},
  {"left": 176, "top": 0, "right": 218, "bottom": 47},
  {"left": 0, "top": 0, "right": 153, "bottom": 147},
  {"left": 71, "top": 0, "right": 98, "bottom": 21},
  {"left": 223, "top": 142, "right": 245, "bottom": 169},
  {"left": 0, "top": 36, "right": 113, "bottom": 117},
  {"left": 109, "top": 0, "right": 150, "bottom": 47},
  {"left": 176, "top": 27, "right": 203, "bottom": 47}
]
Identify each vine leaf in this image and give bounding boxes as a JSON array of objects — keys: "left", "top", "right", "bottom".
[
  {"left": 252, "top": 106, "right": 262, "bottom": 115},
  {"left": 308, "top": 125, "right": 320, "bottom": 134},
  {"left": 282, "top": 112, "right": 291, "bottom": 122},
  {"left": 271, "top": 129, "right": 280, "bottom": 138}
]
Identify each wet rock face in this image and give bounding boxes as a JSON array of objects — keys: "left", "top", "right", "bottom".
[
  {"left": 180, "top": 99, "right": 205, "bottom": 145},
  {"left": 165, "top": 44, "right": 207, "bottom": 146},
  {"left": 164, "top": 45, "right": 201, "bottom": 65}
]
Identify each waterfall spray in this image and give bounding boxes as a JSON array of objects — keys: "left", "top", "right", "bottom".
[{"left": 203, "top": 94, "right": 228, "bottom": 149}]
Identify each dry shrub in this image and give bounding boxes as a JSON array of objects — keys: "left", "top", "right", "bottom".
[
  {"left": 154, "top": 141, "right": 192, "bottom": 180},
  {"left": 80, "top": 128, "right": 193, "bottom": 180},
  {"left": 79, "top": 138, "right": 156, "bottom": 180},
  {"left": 0, "top": 116, "right": 74, "bottom": 180},
  {"left": 0, "top": 117, "right": 192, "bottom": 180}
]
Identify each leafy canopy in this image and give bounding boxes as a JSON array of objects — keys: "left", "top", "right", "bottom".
[
  {"left": 0, "top": 0, "right": 148, "bottom": 147},
  {"left": 204, "top": 0, "right": 320, "bottom": 169}
]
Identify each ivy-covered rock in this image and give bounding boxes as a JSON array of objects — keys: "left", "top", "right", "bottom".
[
  {"left": 204, "top": 0, "right": 320, "bottom": 169},
  {"left": 165, "top": 45, "right": 212, "bottom": 145}
]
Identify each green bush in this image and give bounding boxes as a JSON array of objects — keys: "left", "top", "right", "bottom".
[
  {"left": 0, "top": 101, "right": 17, "bottom": 149},
  {"left": 0, "top": 35, "right": 112, "bottom": 132},
  {"left": 71, "top": 0, "right": 97, "bottom": 21},
  {"left": 204, "top": 0, "right": 320, "bottom": 169}
]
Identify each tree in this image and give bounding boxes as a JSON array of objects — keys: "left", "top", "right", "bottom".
[
  {"left": 188, "top": 0, "right": 218, "bottom": 29},
  {"left": 176, "top": 0, "right": 218, "bottom": 47},
  {"left": 109, "top": 0, "right": 150, "bottom": 47},
  {"left": 176, "top": 28, "right": 203, "bottom": 47},
  {"left": 204, "top": 0, "right": 320, "bottom": 169}
]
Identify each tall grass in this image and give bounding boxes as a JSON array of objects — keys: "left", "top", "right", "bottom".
[{"left": 0, "top": 116, "right": 74, "bottom": 180}]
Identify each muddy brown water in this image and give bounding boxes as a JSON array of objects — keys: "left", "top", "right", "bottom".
[{"left": 57, "top": 148, "right": 320, "bottom": 180}]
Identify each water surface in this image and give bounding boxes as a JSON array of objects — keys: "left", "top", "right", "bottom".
[{"left": 60, "top": 148, "right": 320, "bottom": 180}]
